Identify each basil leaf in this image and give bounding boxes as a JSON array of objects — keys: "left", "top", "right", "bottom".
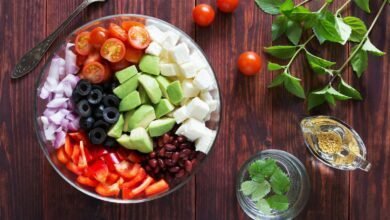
[
  {"left": 267, "top": 62, "right": 284, "bottom": 71},
  {"left": 266, "top": 195, "right": 289, "bottom": 211},
  {"left": 312, "top": 11, "right": 343, "bottom": 44},
  {"left": 353, "top": 0, "right": 371, "bottom": 13},
  {"left": 338, "top": 79, "right": 363, "bottom": 100},
  {"left": 343, "top": 16, "right": 367, "bottom": 42},
  {"left": 280, "top": 0, "right": 295, "bottom": 15},
  {"left": 335, "top": 17, "right": 352, "bottom": 45},
  {"left": 351, "top": 46, "right": 368, "bottom": 77},
  {"left": 307, "top": 92, "right": 326, "bottom": 110},
  {"left": 272, "top": 16, "right": 288, "bottom": 41},
  {"left": 286, "top": 20, "right": 302, "bottom": 45},
  {"left": 283, "top": 73, "right": 306, "bottom": 99},
  {"left": 256, "top": 199, "right": 272, "bottom": 215},
  {"left": 264, "top": 45, "right": 298, "bottom": 59},
  {"left": 268, "top": 72, "right": 286, "bottom": 88},
  {"left": 254, "top": 0, "right": 285, "bottom": 15},
  {"left": 327, "top": 87, "right": 351, "bottom": 100},
  {"left": 362, "top": 38, "right": 385, "bottom": 56},
  {"left": 305, "top": 51, "right": 335, "bottom": 74}
]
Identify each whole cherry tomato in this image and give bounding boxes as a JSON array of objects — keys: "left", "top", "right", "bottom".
[
  {"left": 217, "top": 0, "right": 239, "bottom": 13},
  {"left": 192, "top": 4, "right": 215, "bottom": 27},
  {"left": 237, "top": 51, "right": 263, "bottom": 76}
]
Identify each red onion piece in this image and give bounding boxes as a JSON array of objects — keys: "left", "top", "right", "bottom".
[{"left": 46, "top": 97, "right": 68, "bottom": 108}]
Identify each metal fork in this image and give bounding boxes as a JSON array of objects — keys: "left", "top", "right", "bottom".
[{"left": 11, "top": 0, "right": 106, "bottom": 79}]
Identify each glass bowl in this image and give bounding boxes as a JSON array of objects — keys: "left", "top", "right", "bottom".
[
  {"left": 236, "top": 150, "right": 310, "bottom": 220},
  {"left": 34, "top": 14, "right": 221, "bottom": 203}
]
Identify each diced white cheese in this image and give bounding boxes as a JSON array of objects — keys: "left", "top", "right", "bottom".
[
  {"left": 180, "top": 97, "right": 191, "bottom": 106},
  {"left": 146, "top": 25, "right": 167, "bottom": 44},
  {"left": 179, "top": 62, "right": 197, "bottom": 78},
  {"left": 162, "top": 31, "right": 180, "bottom": 48},
  {"left": 171, "top": 43, "right": 191, "bottom": 64},
  {"left": 160, "top": 63, "right": 181, "bottom": 77},
  {"left": 195, "top": 130, "right": 216, "bottom": 154},
  {"left": 193, "top": 69, "right": 214, "bottom": 90},
  {"left": 173, "top": 106, "right": 189, "bottom": 123},
  {"left": 175, "top": 118, "right": 208, "bottom": 141},
  {"left": 200, "top": 91, "right": 213, "bottom": 102},
  {"left": 190, "top": 52, "right": 208, "bottom": 72},
  {"left": 207, "top": 100, "right": 218, "bottom": 112},
  {"left": 160, "top": 48, "right": 173, "bottom": 62},
  {"left": 182, "top": 80, "right": 200, "bottom": 98},
  {"left": 186, "top": 97, "right": 210, "bottom": 121},
  {"left": 145, "top": 42, "right": 163, "bottom": 56}
]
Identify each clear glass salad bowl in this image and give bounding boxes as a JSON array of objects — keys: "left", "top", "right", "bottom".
[{"left": 34, "top": 14, "right": 221, "bottom": 203}]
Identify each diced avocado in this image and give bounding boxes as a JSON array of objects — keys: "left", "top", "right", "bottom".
[
  {"left": 148, "top": 118, "right": 176, "bottom": 137},
  {"left": 113, "top": 73, "right": 140, "bottom": 99},
  {"left": 129, "top": 127, "right": 153, "bottom": 153},
  {"left": 117, "top": 134, "right": 136, "bottom": 150},
  {"left": 123, "top": 110, "right": 134, "bottom": 132},
  {"left": 115, "top": 65, "right": 138, "bottom": 84},
  {"left": 138, "top": 74, "right": 162, "bottom": 104},
  {"left": 139, "top": 55, "right": 160, "bottom": 75},
  {"left": 126, "top": 105, "right": 156, "bottom": 130},
  {"left": 154, "top": 99, "right": 175, "bottom": 118},
  {"left": 156, "top": 75, "right": 170, "bottom": 97},
  {"left": 108, "top": 114, "right": 124, "bottom": 139},
  {"left": 119, "top": 91, "right": 141, "bottom": 112},
  {"left": 166, "top": 81, "right": 184, "bottom": 105},
  {"left": 139, "top": 86, "right": 151, "bottom": 104}
]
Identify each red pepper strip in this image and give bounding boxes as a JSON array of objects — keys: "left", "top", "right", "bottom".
[
  {"left": 57, "top": 147, "right": 69, "bottom": 164},
  {"left": 86, "top": 159, "right": 109, "bottom": 183},
  {"left": 78, "top": 141, "right": 88, "bottom": 168},
  {"left": 103, "top": 153, "right": 121, "bottom": 172},
  {"left": 131, "top": 176, "right": 153, "bottom": 195},
  {"left": 145, "top": 179, "right": 169, "bottom": 197},
  {"left": 64, "top": 135, "right": 73, "bottom": 157},
  {"left": 66, "top": 162, "right": 83, "bottom": 175},
  {"left": 76, "top": 175, "right": 99, "bottom": 187}
]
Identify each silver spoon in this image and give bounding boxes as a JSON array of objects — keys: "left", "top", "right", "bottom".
[{"left": 11, "top": 0, "right": 106, "bottom": 79}]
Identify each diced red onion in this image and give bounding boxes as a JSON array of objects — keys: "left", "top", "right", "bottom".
[
  {"left": 39, "top": 87, "right": 50, "bottom": 100},
  {"left": 44, "top": 124, "right": 57, "bottom": 141},
  {"left": 53, "top": 130, "right": 66, "bottom": 149},
  {"left": 67, "top": 118, "right": 80, "bottom": 131},
  {"left": 40, "top": 116, "right": 49, "bottom": 129},
  {"left": 46, "top": 97, "right": 68, "bottom": 108},
  {"left": 49, "top": 110, "right": 67, "bottom": 125},
  {"left": 43, "top": 108, "right": 57, "bottom": 117}
]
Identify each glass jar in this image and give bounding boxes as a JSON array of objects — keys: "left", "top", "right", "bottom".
[{"left": 236, "top": 150, "right": 310, "bottom": 220}]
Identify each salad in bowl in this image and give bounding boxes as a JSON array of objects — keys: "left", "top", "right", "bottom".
[{"left": 35, "top": 14, "right": 221, "bottom": 203}]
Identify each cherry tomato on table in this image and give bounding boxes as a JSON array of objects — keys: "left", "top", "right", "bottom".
[
  {"left": 100, "top": 38, "right": 126, "bottom": 63},
  {"left": 128, "top": 26, "right": 151, "bottom": 50},
  {"left": 89, "top": 27, "right": 109, "bottom": 48},
  {"left": 108, "top": 23, "right": 128, "bottom": 42},
  {"left": 237, "top": 51, "right": 263, "bottom": 76},
  {"left": 75, "top": 31, "right": 92, "bottom": 55},
  {"left": 192, "top": 4, "right": 215, "bottom": 27},
  {"left": 217, "top": 0, "right": 239, "bottom": 13},
  {"left": 80, "top": 61, "right": 109, "bottom": 83}
]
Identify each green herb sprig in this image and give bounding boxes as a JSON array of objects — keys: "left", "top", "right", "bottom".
[
  {"left": 255, "top": 0, "right": 388, "bottom": 110},
  {"left": 240, "top": 159, "right": 291, "bottom": 213}
]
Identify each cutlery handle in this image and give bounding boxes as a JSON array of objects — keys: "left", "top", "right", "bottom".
[{"left": 11, "top": 0, "right": 91, "bottom": 79}]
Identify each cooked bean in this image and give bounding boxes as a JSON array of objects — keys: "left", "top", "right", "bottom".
[
  {"left": 164, "top": 144, "right": 176, "bottom": 151},
  {"left": 176, "top": 169, "right": 185, "bottom": 178},
  {"left": 169, "top": 166, "right": 180, "bottom": 173},
  {"left": 148, "top": 159, "right": 158, "bottom": 168},
  {"left": 185, "top": 160, "right": 193, "bottom": 172}
]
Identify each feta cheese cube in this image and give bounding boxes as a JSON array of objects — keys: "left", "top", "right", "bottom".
[
  {"left": 182, "top": 80, "right": 200, "bottom": 98},
  {"left": 162, "top": 31, "right": 180, "bottom": 48},
  {"left": 186, "top": 97, "right": 210, "bottom": 121},
  {"left": 173, "top": 106, "right": 189, "bottom": 123},
  {"left": 160, "top": 63, "right": 181, "bottom": 77},
  {"left": 207, "top": 100, "right": 218, "bottom": 112},
  {"left": 145, "top": 42, "right": 163, "bottom": 56},
  {"left": 180, "top": 97, "right": 191, "bottom": 106},
  {"left": 160, "top": 48, "right": 173, "bottom": 62},
  {"left": 146, "top": 25, "right": 167, "bottom": 44},
  {"left": 171, "top": 43, "right": 191, "bottom": 64},
  {"left": 175, "top": 118, "right": 208, "bottom": 141},
  {"left": 190, "top": 52, "right": 208, "bottom": 72},
  {"left": 179, "top": 62, "right": 197, "bottom": 78},
  {"left": 195, "top": 130, "right": 216, "bottom": 154},
  {"left": 193, "top": 69, "right": 214, "bottom": 90},
  {"left": 200, "top": 91, "right": 213, "bottom": 102}
]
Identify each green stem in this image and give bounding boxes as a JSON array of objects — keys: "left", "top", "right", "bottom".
[
  {"left": 297, "top": 0, "right": 312, "bottom": 7},
  {"left": 336, "top": 0, "right": 351, "bottom": 15},
  {"left": 285, "top": 35, "right": 315, "bottom": 70}
]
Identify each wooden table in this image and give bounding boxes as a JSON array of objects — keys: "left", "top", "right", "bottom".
[{"left": 0, "top": 0, "right": 389, "bottom": 219}]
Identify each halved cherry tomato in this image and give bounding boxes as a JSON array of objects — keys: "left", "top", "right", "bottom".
[
  {"left": 80, "top": 61, "right": 109, "bottom": 84},
  {"left": 103, "top": 153, "right": 121, "bottom": 172},
  {"left": 75, "top": 31, "right": 92, "bottom": 55},
  {"left": 237, "top": 51, "right": 262, "bottom": 76},
  {"left": 57, "top": 147, "right": 69, "bottom": 164},
  {"left": 84, "top": 50, "right": 102, "bottom": 65},
  {"left": 64, "top": 135, "right": 73, "bottom": 157},
  {"left": 77, "top": 175, "right": 99, "bottom": 187},
  {"left": 100, "top": 38, "right": 126, "bottom": 63},
  {"left": 76, "top": 54, "right": 87, "bottom": 67},
  {"left": 108, "top": 23, "right": 128, "bottom": 42},
  {"left": 120, "top": 168, "right": 146, "bottom": 189},
  {"left": 114, "top": 161, "right": 141, "bottom": 179},
  {"left": 121, "top": 21, "right": 145, "bottom": 31},
  {"left": 95, "top": 182, "right": 120, "bottom": 197},
  {"left": 128, "top": 26, "right": 151, "bottom": 50},
  {"left": 192, "top": 4, "right": 215, "bottom": 27},
  {"left": 89, "top": 27, "right": 109, "bottom": 48},
  {"left": 87, "top": 159, "right": 109, "bottom": 183},
  {"left": 131, "top": 176, "right": 153, "bottom": 195},
  {"left": 66, "top": 162, "right": 83, "bottom": 175},
  {"left": 217, "top": 0, "right": 239, "bottom": 13},
  {"left": 125, "top": 46, "right": 144, "bottom": 63},
  {"left": 145, "top": 179, "right": 169, "bottom": 197},
  {"left": 110, "top": 58, "right": 130, "bottom": 72},
  {"left": 71, "top": 144, "right": 80, "bottom": 164}
]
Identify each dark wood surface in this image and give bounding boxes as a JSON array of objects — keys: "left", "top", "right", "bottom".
[{"left": 0, "top": 0, "right": 389, "bottom": 219}]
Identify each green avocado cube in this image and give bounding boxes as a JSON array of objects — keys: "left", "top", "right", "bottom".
[
  {"left": 139, "top": 55, "right": 160, "bottom": 76},
  {"left": 148, "top": 118, "right": 176, "bottom": 137},
  {"left": 117, "top": 134, "right": 136, "bottom": 150},
  {"left": 166, "top": 81, "right": 184, "bottom": 105},
  {"left": 129, "top": 127, "right": 153, "bottom": 153},
  {"left": 123, "top": 110, "right": 134, "bottom": 132},
  {"left": 139, "top": 86, "right": 151, "bottom": 104},
  {"left": 156, "top": 75, "right": 171, "bottom": 98},
  {"left": 113, "top": 73, "right": 140, "bottom": 99},
  {"left": 108, "top": 114, "right": 124, "bottom": 138},
  {"left": 115, "top": 65, "right": 138, "bottom": 84},
  {"left": 138, "top": 74, "right": 162, "bottom": 104},
  {"left": 119, "top": 91, "right": 141, "bottom": 112},
  {"left": 126, "top": 105, "right": 156, "bottom": 130},
  {"left": 154, "top": 99, "right": 175, "bottom": 118}
]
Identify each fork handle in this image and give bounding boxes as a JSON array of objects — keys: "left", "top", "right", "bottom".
[{"left": 11, "top": 0, "right": 92, "bottom": 79}]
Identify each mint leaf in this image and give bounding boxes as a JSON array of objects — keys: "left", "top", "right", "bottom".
[
  {"left": 335, "top": 17, "right": 352, "bottom": 45},
  {"left": 266, "top": 195, "right": 289, "bottom": 211},
  {"left": 284, "top": 73, "right": 306, "bottom": 99},
  {"left": 362, "top": 38, "right": 385, "bottom": 56},
  {"left": 327, "top": 87, "right": 351, "bottom": 100},
  {"left": 288, "top": 6, "right": 316, "bottom": 22},
  {"left": 241, "top": 181, "right": 259, "bottom": 196},
  {"left": 286, "top": 20, "right": 302, "bottom": 45},
  {"left": 267, "top": 62, "right": 284, "bottom": 71},
  {"left": 353, "top": 0, "right": 370, "bottom": 13},
  {"left": 351, "top": 46, "right": 368, "bottom": 77},
  {"left": 251, "top": 181, "right": 271, "bottom": 200},
  {"left": 307, "top": 92, "right": 326, "bottom": 110},
  {"left": 325, "top": 94, "right": 336, "bottom": 105},
  {"left": 312, "top": 11, "right": 343, "bottom": 44},
  {"left": 305, "top": 51, "right": 335, "bottom": 74},
  {"left": 264, "top": 45, "right": 298, "bottom": 59},
  {"left": 280, "top": 0, "right": 294, "bottom": 15},
  {"left": 249, "top": 159, "right": 277, "bottom": 178},
  {"left": 254, "top": 0, "right": 284, "bottom": 15},
  {"left": 270, "top": 168, "right": 291, "bottom": 195},
  {"left": 343, "top": 16, "right": 367, "bottom": 42},
  {"left": 272, "top": 16, "right": 288, "bottom": 41},
  {"left": 268, "top": 72, "right": 287, "bottom": 88},
  {"left": 338, "top": 79, "right": 363, "bottom": 100},
  {"left": 256, "top": 199, "right": 272, "bottom": 214}
]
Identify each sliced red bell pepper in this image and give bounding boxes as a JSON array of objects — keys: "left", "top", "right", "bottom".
[
  {"left": 116, "top": 148, "right": 131, "bottom": 161},
  {"left": 57, "top": 147, "right": 69, "bottom": 164},
  {"left": 131, "top": 176, "right": 153, "bottom": 195},
  {"left": 87, "top": 146, "right": 109, "bottom": 161},
  {"left": 68, "top": 131, "right": 88, "bottom": 143},
  {"left": 103, "top": 153, "right": 121, "bottom": 172},
  {"left": 66, "top": 162, "right": 83, "bottom": 175},
  {"left": 145, "top": 179, "right": 169, "bottom": 197},
  {"left": 77, "top": 175, "right": 99, "bottom": 187},
  {"left": 64, "top": 135, "right": 73, "bottom": 157},
  {"left": 105, "top": 172, "right": 120, "bottom": 185},
  {"left": 71, "top": 144, "right": 80, "bottom": 164},
  {"left": 86, "top": 159, "right": 109, "bottom": 183},
  {"left": 114, "top": 161, "right": 141, "bottom": 179},
  {"left": 127, "top": 151, "right": 143, "bottom": 163},
  {"left": 78, "top": 141, "right": 88, "bottom": 169},
  {"left": 120, "top": 168, "right": 146, "bottom": 189},
  {"left": 95, "top": 182, "right": 120, "bottom": 197}
]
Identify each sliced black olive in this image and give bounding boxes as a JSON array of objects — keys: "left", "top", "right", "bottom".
[
  {"left": 87, "top": 89, "right": 103, "bottom": 105},
  {"left": 71, "top": 90, "right": 82, "bottom": 103},
  {"left": 88, "top": 128, "right": 107, "bottom": 145},
  {"left": 80, "top": 117, "right": 95, "bottom": 131},
  {"left": 93, "top": 104, "right": 105, "bottom": 118},
  {"left": 103, "top": 107, "right": 120, "bottom": 124},
  {"left": 102, "top": 94, "right": 120, "bottom": 107},
  {"left": 93, "top": 120, "right": 110, "bottom": 130},
  {"left": 76, "top": 100, "right": 91, "bottom": 117},
  {"left": 75, "top": 80, "right": 92, "bottom": 96},
  {"left": 92, "top": 84, "right": 104, "bottom": 92}
]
